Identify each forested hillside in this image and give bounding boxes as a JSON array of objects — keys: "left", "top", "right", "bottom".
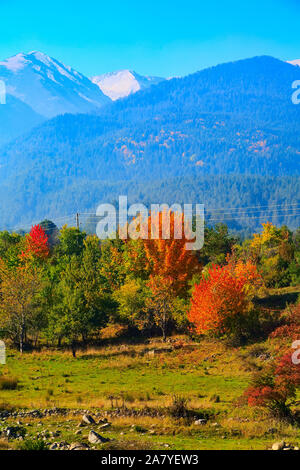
[{"left": 0, "top": 56, "right": 299, "bottom": 229}]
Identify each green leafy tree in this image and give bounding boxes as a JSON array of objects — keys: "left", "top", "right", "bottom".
[
  {"left": 0, "top": 260, "right": 44, "bottom": 352},
  {"left": 0, "top": 231, "right": 23, "bottom": 267},
  {"left": 56, "top": 226, "right": 86, "bottom": 258},
  {"left": 197, "top": 223, "right": 237, "bottom": 266},
  {"left": 47, "top": 236, "right": 112, "bottom": 356},
  {"left": 113, "top": 278, "right": 150, "bottom": 329}
]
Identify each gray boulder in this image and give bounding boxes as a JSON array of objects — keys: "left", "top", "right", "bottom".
[
  {"left": 82, "top": 414, "right": 96, "bottom": 425},
  {"left": 272, "top": 441, "right": 285, "bottom": 450},
  {"left": 88, "top": 430, "right": 110, "bottom": 444}
]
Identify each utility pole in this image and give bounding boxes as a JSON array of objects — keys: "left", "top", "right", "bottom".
[{"left": 76, "top": 212, "right": 80, "bottom": 230}]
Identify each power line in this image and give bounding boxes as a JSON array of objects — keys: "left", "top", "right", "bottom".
[
  {"left": 80, "top": 202, "right": 300, "bottom": 216},
  {"left": 1, "top": 202, "right": 299, "bottom": 233},
  {"left": 81, "top": 208, "right": 300, "bottom": 219},
  {"left": 208, "top": 213, "right": 300, "bottom": 222}
]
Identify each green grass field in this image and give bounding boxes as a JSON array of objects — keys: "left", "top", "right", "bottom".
[
  {"left": 0, "top": 286, "right": 298, "bottom": 450},
  {"left": 1, "top": 331, "right": 300, "bottom": 450}
]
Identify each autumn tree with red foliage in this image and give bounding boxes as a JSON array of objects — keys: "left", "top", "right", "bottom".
[
  {"left": 21, "top": 225, "right": 49, "bottom": 261},
  {"left": 188, "top": 261, "right": 261, "bottom": 337},
  {"left": 245, "top": 350, "right": 300, "bottom": 418},
  {"left": 270, "top": 302, "right": 300, "bottom": 342}
]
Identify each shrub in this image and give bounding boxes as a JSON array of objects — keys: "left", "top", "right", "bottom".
[
  {"left": 17, "top": 439, "right": 48, "bottom": 450},
  {"left": 0, "top": 376, "right": 18, "bottom": 390},
  {"left": 0, "top": 439, "right": 10, "bottom": 450},
  {"left": 244, "top": 350, "right": 300, "bottom": 420},
  {"left": 0, "top": 402, "right": 15, "bottom": 412},
  {"left": 270, "top": 302, "right": 300, "bottom": 341},
  {"left": 133, "top": 425, "right": 147, "bottom": 433},
  {"left": 169, "top": 395, "right": 189, "bottom": 418},
  {"left": 210, "top": 394, "right": 220, "bottom": 403}
]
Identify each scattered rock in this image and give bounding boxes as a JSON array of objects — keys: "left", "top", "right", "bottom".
[
  {"left": 194, "top": 419, "right": 207, "bottom": 425},
  {"left": 82, "top": 414, "right": 96, "bottom": 425},
  {"left": 148, "top": 348, "right": 173, "bottom": 357},
  {"left": 88, "top": 430, "right": 110, "bottom": 444},
  {"left": 98, "top": 418, "right": 108, "bottom": 424},
  {"left": 5, "top": 426, "right": 26, "bottom": 439},
  {"left": 99, "top": 422, "right": 111, "bottom": 429},
  {"left": 69, "top": 442, "right": 90, "bottom": 451},
  {"left": 272, "top": 441, "right": 285, "bottom": 451}
]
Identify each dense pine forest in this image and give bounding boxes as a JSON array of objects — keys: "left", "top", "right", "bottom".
[{"left": 0, "top": 56, "right": 299, "bottom": 229}]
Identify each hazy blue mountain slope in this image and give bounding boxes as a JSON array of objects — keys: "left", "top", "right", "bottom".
[
  {"left": 0, "top": 51, "right": 111, "bottom": 145},
  {"left": 0, "top": 175, "right": 298, "bottom": 236},
  {"left": 0, "top": 94, "right": 44, "bottom": 146},
  {"left": 0, "top": 56, "right": 299, "bottom": 228}
]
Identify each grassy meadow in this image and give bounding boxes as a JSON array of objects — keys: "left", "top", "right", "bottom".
[{"left": 1, "top": 286, "right": 300, "bottom": 451}]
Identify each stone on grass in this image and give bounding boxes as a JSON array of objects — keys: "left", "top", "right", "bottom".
[
  {"left": 88, "top": 430, "right": 110, "bottom": 444},
  {"left": 194, "top": 419, "right": 207, "bottom": 425},
  {"left": 81, "top": 414, "right": 96, "bottom": 425},
  {"left": 99, "top": 422, "right": 111, "bottom": 429},
  {"left": 69, "top": 442, "right": 90, "bottom": 451},
  {"left": 272, "top": 441, "right": 285, "bottom": 451}
]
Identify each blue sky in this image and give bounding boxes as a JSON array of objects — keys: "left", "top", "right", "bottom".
[{"left": 1, "top": 0, "right": 300, "bottom": 77}]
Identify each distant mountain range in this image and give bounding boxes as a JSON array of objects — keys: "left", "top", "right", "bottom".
[
  {"left": 0, "top": 53, "right": 299, "bottom": 231},
  {"left": 0, "top": 51, "right": 110, "bottom": 145},
  {"left": 91, "top": 70, "right": 164, "bottom": 100},
  {"left": 0, "top": 51, "right": 166, "bottom": 145},
  {"left": 0, "top": 50, "right": 299, "bottom": 147},
  {"left": 287, "top": 59, "right": 300, "bottom": 66}
]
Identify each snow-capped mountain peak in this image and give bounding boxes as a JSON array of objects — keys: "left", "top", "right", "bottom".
[
  {"left": 0, "top": 52, "right": 29, "bottom": 72},
  {"left": 91, "top": 69, "right": 164, "bottom": 100},
  {"left": 0, "top": 51, "right": 110, "bottom": 118},
  {"left": 287, "top": 59, "right": 300, "bottom": 67}
]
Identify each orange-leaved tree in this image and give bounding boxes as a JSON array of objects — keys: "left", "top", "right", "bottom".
[
  {"left": 142, "top": 210, "right": 200, "bottom": 296},
  {"left": 188, "top": 260, "right": 261, "bottom": 337},
  {"left": 126, "top": 210, "right": 201, "bottom": 340},
  {"left": 21, "top": 224, "right": 49, "bottom": 262}
]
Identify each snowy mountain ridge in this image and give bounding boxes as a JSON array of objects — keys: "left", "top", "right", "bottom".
[
  {"left": 0, "top": 51, "right": 110, "bottom": 118},
  {"left": 91, "top": 69, "right": 164, "bottom": 100}
]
